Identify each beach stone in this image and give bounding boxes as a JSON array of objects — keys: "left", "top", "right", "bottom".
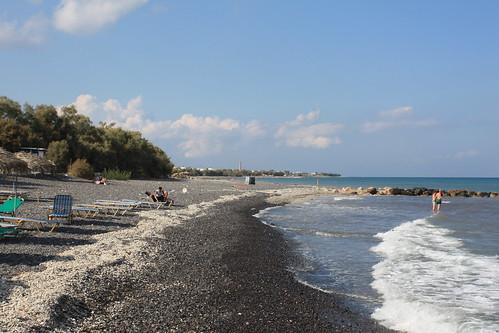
[
  {"left": 412, "top": 188, "right": 426, "bottom": 196},
  {"left": 401, "top": 189, "right": 415, "bottom": 196},
  {"left": 387, "top": 188, "right": 403, "bottom": 195},
  {"left": 476, "top": 192, "right": 490, "bottom": 198},
  {"left": 366, "top": 187, "right": 377, "bottom": 195},
  {"left": 447, "top": 189, "right": 466, "bottom": 197},
  {"left": 377, "top": 187, "right": 390, "bottom": 195}
]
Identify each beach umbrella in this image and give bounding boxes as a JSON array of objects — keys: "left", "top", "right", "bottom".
[
  {"left": 15, "top": 152, "right": 55, "bottom": 174},
  {"left": 0, "top": 148, "right": 29, "bottom": 211},
  {"left": 0, "top": 148, "right": 28, "bottom": 174}
]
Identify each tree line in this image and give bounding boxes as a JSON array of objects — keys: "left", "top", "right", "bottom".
[{"left": 0, "top": 96, "right": 173, "bottom": 178}]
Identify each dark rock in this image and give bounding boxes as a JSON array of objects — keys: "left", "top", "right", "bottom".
[
  {"left": 388, "top": 188, "right": 403, "bottom": 195},
  {"left": 412, "top": 188, "right": 426, "bottom": 196}
]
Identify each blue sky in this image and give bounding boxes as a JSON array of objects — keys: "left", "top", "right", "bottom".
[{"left": 1, "top": 0, "right": 498, "bottom": 176}]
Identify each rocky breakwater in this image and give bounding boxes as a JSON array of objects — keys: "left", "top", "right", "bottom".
[{"left": 321, "top": 186, "right": 499, "bottom": 198}]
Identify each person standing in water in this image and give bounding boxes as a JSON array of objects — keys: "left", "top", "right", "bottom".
[{"left": 432, "top": 189, "right": 443, "bottom": 212}]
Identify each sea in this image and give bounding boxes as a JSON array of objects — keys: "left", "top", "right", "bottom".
[{"left": 254, "top": 177, "right": 499, "bottom": 333}]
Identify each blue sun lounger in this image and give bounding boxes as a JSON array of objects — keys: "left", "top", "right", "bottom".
[{"left": 48, "top": 195, "right": 73, "bottom": 228}]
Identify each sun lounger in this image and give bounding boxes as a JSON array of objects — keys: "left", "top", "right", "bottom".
[
  {"left": 48, "top": 195, "right": 73, "bottom": 226},
  {"left": 0, "top": 215, "right": 58, "bottom": 232},
  {"left": 72, "top": 206, "right": 100, "bottom": 219},
  {"left": 78, "top": 202, "right": 135, "bottom": 217},
  {"left": 0, "top": 196, "right": 24, "bottom": 216},
  {"left": 109, "top": 198, "right": 170, "bottom": 210},
  {"left": 96, "top": 199, "right": 166, "bottom": 210},
  {"left": 0, "top": 221, "right": 19, "bottom": 238}
]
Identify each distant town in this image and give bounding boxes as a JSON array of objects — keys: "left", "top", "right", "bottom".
[{"left": 173, "top": 166, "right": 340, "bottom": 178}]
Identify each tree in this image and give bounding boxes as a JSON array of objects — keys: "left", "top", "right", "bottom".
[
  {"left": 47, "top": 140, "right": 70, "bottom": 172},
  {"left": 0, "top": 96, "right": 174, "bottom": 178},
  {"left": 0, "top": 118, "right": 29, "bottom": 151},
  {"left": 0, "top": 96, "right": 22, "bottom": 120}
]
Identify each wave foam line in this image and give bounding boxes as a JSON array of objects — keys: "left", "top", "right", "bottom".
[{"left": 371, "top": 218, "right": 499, "bottom": 333}]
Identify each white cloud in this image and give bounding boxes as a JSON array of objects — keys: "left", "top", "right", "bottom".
[
  {"left": 379, "top": 106, "right": 413, "bottom": 118},
  {"left": 452, "top": 150, "right": 479, "bottom": 160},
  {"left": 53, "top": 0, "right": 148, "bottom": 35},
  {"left": 68, "top": 94, "right": 256, "bottom": 158},
  {"left": 0, "top": 15, "right": 48, "bottom": 48},
  {"left": 293, "top": 110, "right": 320, "bottom": 125},
  {"left": 167, "top": 115, "right": 240, "bottom": 158},
  {"left": 244, "top": 120, "right": 266, "bottom": 137},
  {"left": 276, "top": 111, "right": 343, "bottom": 149},
  {"left": 362, "top": 106, "right": 436, "bottom": 133},
  {"left": 71, "top": 94, "right": 99, "bottom": 116}
]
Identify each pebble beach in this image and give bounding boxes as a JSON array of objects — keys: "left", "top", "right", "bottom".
[{"left": 0, "top": 176, "right": 393, "bottom": 332}]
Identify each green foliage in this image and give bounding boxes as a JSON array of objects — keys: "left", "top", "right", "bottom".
[
  {"left": 0, "top": 96, "right": 22, "bottom": 120},
  {"left": 102, "top": 169, "right": 132, "bottom": 180},
  {"left": 68, "top": 159, "right": 94, "bottom": 179},
  {"left": 0, "top": 118, "right": 29, "bottom": 151},
  {"left": 47, "top": 140, "right": 70, "bottom": 172},
  {"left": 0, "top": 96, "right": 174, "bottom": 178}
]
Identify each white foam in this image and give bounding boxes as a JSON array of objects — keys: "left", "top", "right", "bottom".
[
  {"left": 333, "top": 196, "right": 363, "bottom": 201},
  {"left": 371, "top": 218, "right": 499, "bottom": 333}
]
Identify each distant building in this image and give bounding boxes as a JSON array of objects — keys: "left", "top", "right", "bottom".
[{"left": 19, "top": 147, "right": 47, "bottom": 158}]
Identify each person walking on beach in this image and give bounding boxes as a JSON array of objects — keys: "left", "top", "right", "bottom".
[{"left": 432, "top": 189, "right": 443, "bottom": 212}]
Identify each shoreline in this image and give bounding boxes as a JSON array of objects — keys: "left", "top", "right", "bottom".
[
  {"left": 44, "top": 193, "right": 393, "bottom": 332},
  {"left": 0, "top": 177, "right": 394, "bottom": 332}
]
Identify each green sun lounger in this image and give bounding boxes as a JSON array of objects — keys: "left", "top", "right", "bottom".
[
  {"left": 0, "top": 197, "right": 24, "bottom": 216},
  {"left": 0, "top": 221, "right": 19, "bottom": 238}
]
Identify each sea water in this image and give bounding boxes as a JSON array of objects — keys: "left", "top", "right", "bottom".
[{"left": 255, "top": 195, "right": 499, "bottom": 333}]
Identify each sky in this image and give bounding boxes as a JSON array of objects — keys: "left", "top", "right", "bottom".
[{"left": 1, "top": 0, "right": 498, "bottom": 177}]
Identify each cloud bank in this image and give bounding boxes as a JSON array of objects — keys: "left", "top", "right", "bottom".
[
  {"left": 68, "top": 95, "right": 343, "bottom": 158},
  {"left": 68, "top": 95, "right": 254, "bottom": 158},
  {"left": 53, "top": 0, "right": 148, "bottom": 34}
]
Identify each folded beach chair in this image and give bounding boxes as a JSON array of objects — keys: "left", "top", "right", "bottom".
[
  {"left": 47, "top": 194, "right": 73, "bottom": 230},
  {"left": 0, "top": 196, "right": 24, "bottom": 216}
]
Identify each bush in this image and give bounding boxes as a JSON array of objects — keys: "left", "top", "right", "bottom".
[
  {"left": 102, "top": 168, "right": 132, "bottom": 180},
  {"left": 68, "top": 159, "right": 94, "bottom": 179}
]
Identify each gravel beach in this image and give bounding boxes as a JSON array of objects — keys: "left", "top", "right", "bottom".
[{"left": 0, "top": 176, "right": 393, "bottom": 332}]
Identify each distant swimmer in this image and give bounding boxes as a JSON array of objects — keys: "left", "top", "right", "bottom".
[{"left": 432, "top": 189, "right": 443, "bottom": 213}]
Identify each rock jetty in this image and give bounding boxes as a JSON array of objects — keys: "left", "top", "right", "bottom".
[{"left": 319, "top": 186, "right": 499, "bottom": 198}]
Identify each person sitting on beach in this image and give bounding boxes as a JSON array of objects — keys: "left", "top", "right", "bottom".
[
  {"left": 95, "top": 176, "right": 108, "bottom": 185},
  {"left": 146, "top": 187, "right": 174, "bottom": 206},
  {"left": 155, "top": 187, "right": 167, "bottom": 201},
  {"left": 432, "top": 189, "right": 443, "bottom": 212}
]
